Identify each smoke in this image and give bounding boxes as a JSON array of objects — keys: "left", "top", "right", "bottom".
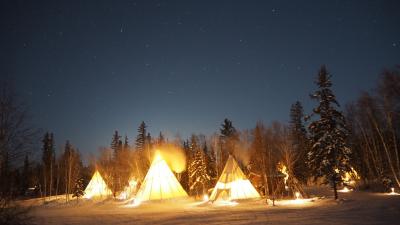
[
  {"left": 232, "top": 131, "right": 251, "bottom": 166},
  {"left": 157, "top": 143, "right": 186, "bottom": 173},
  {"left": 233, "top": 143, "right": 250, "bottom": 166}
]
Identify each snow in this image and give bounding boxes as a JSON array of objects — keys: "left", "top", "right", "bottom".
[{"left": 23, "top": 188, "right": 400, "bottom": 225}]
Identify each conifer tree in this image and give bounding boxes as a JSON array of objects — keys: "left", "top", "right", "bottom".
[
  {"left": 180, "top": 140, "right": 191, "bottom": 192},
  {"left": 207, "top": 144, "right": 217, "bottom": 186},
  {"left": 123, "top": 135, "right": 129, "bottom": 151},
  {"left": 72, "top": 178, "right": 85, "bottom": 203},
  {"left": 41, "top": 132, "right": 55, "bottom": 198},
  {"left": 289, "top": 101, "right": 310, "bottom": 183},
  {"left": 135, "top": 122, "right": 151, "bottom": 179},
  {"left": 308, "top": 65, "right": 352, "bottom": 200},
  {"left": 158, "top": 132, "right": 165, "bottom": 145},
  {"left": 187, "top": 135, "right": 198, "bottom": 195},
  {"left": 219, "top": 118, "right": 238, "bottom": 173},
  {"left": 135, "top": 122, "right": 147, "bottom": 152},
  {"left": 189, "top": 141, "right": 210, "bottom": 197},
  {"left": 110, "top": 131, "right": 124, "bottom": 194},
  {"left": 111, "top": 130, "right": 121, "bottom": 157}
]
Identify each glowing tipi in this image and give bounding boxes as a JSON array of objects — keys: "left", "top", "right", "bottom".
[
  {"left": 135, "top": 152, "right": 188, "bottom": 201},
  {"left": 210, "top": 155, "right": 260, "bottom": 201},
  {"left": 83, "top": 170, "right": 112, "bottom": 199}
]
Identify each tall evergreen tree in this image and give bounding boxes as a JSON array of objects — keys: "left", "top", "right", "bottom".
[
  {"left": 187, "top": 135, "right": 199, "bottom": 195},
  {"left": 207, "top": 144, "right": 217, "bottom": 186},
  {"left": 110, "top": 131, "right": 124, "bottom": 194},
  {"left": 180, "top": 140, "right": 191, "bottom": 192},
  {"left": 189, "top": 145, "right": 210, "bottom": 197},
  {"left": 123, "top": 135, "right": 129, "bottom": 151},
  {"left": 158, "top": 132, "right": 165, "bottom": 145},
  {"left": 135, "top": 122, "right": 147, "bottom": 152},
  {"left": 111, "top": 130, "right": 121, "bottom": 157},
  {"left": 308, "top": 66, "right": 352, "bottom": 200},
  {"left": 41, "top": 132, "right": 55, "bottom": 198},
  {"left": 135, "top": 122, "right": 151, "bottom": 180},
  {"left": 72, "top": 178, "right": 85, "bottom": 203},
  {"left": 289, "top": 101, "right": 310, "bottom": 183},
  {"left": 219, "top": 118, "right": 238, "bottom": 173}
]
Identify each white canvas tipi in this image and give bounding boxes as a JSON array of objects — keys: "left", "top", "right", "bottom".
[
  {"left": 83, "top": 170, "right": 112, "bottom": 199},
  {"left": 135, "top": 152, "right": 188, "bottom": 202},
  {"left": 210, "top": 155, "right": 260, "bottom": 201}
]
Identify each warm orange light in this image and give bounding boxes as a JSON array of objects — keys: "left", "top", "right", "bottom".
[
  {"left": 210, "top": 156, "right": 260, "bottom": 201},
  {"left": 342, "top": 167, "right": 360, "bottom": 184},
  {"left": 338, "top": 186, "right": 352, "bottom": 193},
  {"left": 83, "top": 170, "right": 112, "bottom": 199},
  {"left": 117, "top": 178, "right": 138, "bottom": 200},
  {"left": 388, "top": 187, "right": 400, "bottom": 195},
  {"left": 278, "top": 163, "right": 289, "bottom": 189},
  {"left": 134, "top": 151, "right": 188, "bottom": 202}
]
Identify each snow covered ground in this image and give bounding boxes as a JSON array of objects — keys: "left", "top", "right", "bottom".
[{"left": 25, "top": 189, "right": 400, "bottom": 225}]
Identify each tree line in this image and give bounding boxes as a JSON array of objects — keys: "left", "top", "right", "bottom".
[{"left": 1, "top": 65, "right": 399, "bottom": 204}]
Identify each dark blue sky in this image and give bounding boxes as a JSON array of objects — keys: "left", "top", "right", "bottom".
[{"left": 2, "top": 0, "right": 399, "bottom": 159}]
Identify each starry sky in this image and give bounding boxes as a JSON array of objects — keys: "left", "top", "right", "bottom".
[{"left": 1, "top": 0, "right": 399, "bottom": 159}]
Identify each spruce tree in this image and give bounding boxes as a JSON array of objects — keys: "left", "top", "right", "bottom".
[
  {"left": 135, "top": 122, "right": 147, "bottom": 152},
  {"left": 135, "top": 122, "right": 150, "bottom": 178},
  {"left": 308, "top": 66, "right": 352, "bottom": 200},
  {"left": 42, "top": 132, "right": 55, "bottom": 198},
  {"left": 158, "top": 132, "right": 165, "bottom": 145},
  {"left": 289, "top": 101, "right": 310, "bottom": 183},
  {"left": 219, "top": 118, "right": 238, "bottom": 172},
  {"left": 207, "top": 144, "right": 217, "bottom": 186},
  {"left": 180, "top": 140, "right": 191, "bottom": 192},
  {"left": 189, "top": 142, "right": 210, "bottom": 197},
  {"left": 72, "top": 178, "right": 85, "bottom": 203},
  {"left": 123, "top": 135, "right": 129, "bottom": 151},
  {"left": 111, "top": 130, "right": 121, "bottom": 157},
  {"left": 187, "top": 135, "right": 199, "bottom": 195},
  {"left": 111, "top": 131, "right": 123, "bottom": 194}
]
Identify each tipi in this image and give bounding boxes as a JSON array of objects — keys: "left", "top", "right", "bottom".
[
  {"left": 83, "top": 170, "right": 112, "bottom": 199},
  {"left": 210, "top": 155, "right": 260, "bottom": 201},
  {"left": 135, "top": 152, "right": 188, "bottom": 201}
]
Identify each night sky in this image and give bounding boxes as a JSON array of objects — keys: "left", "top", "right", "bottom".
[{"left": 1, "top": 1, "right": 399, "bottom": 158}]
